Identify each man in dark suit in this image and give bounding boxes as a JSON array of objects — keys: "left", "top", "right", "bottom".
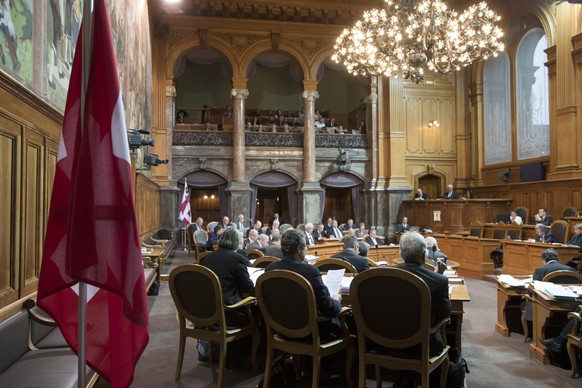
[
  {"left": 313, "top": 224, "right": 326, "bottom": 241},
  {"left": 341, "top": 219, "right": 355, "bottom": 231},
  {"left": 534, "top": 208, "right": 553, "bottom": 226},
  {"left": 364, "top": 229, "right": 385, "bottom": 247},
  {"left": 327, "top": 220, "right": 343, "bottom": 239},
  {"left": 266, "top": 229, "right": 342, "bottom": 340},
  {"left": 524, "top": 249, "right": 573, "bottom": 323},
  {"left": 534, "top": 223, "right": 556, "bottom": 243},
  {"left": 395, "top": 217, "right": 411, "bottom": 234},
  {"left": 331, "top": 237, "right": 369, "bottom": 272},
  {"left": 304, "top": 223, "right": 317, "bottom": 246},
  {"left": 398, "top": 231, "right": 451, "bottom": 356},
  {"left": 202, "top": 229, "right": 254, "bottom": 327},
  {"left": 442, "top": 184, "right": 460, "bottom": 199},
  {"left": 191, "top": 217, "right": 205, "bottom": 231},
  {"left": 234, "top": 214, "right": 247, "bottom": 230},
  {"left": 220, "top": 215, "right": 230, "bottom": 229},
  {"left": 414, "top": 188, "right": 430, "bottom": 200},
  {"left": 263, "top": 234, "right": 284, "bottom": 259}
]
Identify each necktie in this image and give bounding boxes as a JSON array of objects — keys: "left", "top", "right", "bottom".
[
  {"left": 335, "top": 228, "right": 341, "bottom": 238},
  {"left": 308, "top": 234, "right": 314, "bottom": 245}
]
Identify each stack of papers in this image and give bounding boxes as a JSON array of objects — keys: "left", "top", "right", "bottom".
[
  {"left": 543, "top": 284, "right": 578, "bottom": 299},
  {"left": 321, "top": 269, "right": 345, "bottom": 296},
  {"left": 248, "top": 267, "right": 264, "bottom": 286},
  {"left": 448, "top": 277, "right": 464, "bottom": 284},
  {"left": 498, "top": 275, "right": 532, "bottom": 288}
]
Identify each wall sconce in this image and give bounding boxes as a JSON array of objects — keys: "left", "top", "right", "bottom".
[
  {"left": 202, "top": 194, "right": 215, "bottom": 200},
  {"left": 428, "top": 120, "right": 440, "bottom": 128}
]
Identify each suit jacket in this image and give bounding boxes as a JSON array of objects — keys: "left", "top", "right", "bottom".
[
  {"left": 235, "top": 221, "right": 247, "bottom": 230},
  {"left": 328, "top": 227, "right": 344, "bottom": 239},
  {"left": 202, "top": 248, "right": 254, "bottom": 307},
  {"left": 312, "top": 230, "right": 325, "bottom": 241},
  {"left": 266, "top": 258, "right": 342, "bottom": 340},
  {"left": 568, "top": 234, "right": 582, "bottom": 250},
  {"left": 535, "top": 232, "right": 556, "bottom": 244},
  {"left": 414, "top": 192, "right": 430, "bottom": 200},
  {"left": 536, "top": 215, "right": 553, "bottom": 226},
  {"left": 262, "top": 245, "right": 284, "bottom": 259},
  {"left": 442, "top": 190, "right": 460, "bottom": 199},
  {"left": 398, "top": 262, "right": 451, "bottom": 355},
  {"left": 364, "top": 236, "right": 385, "bottom": 247},
  {"left": 331, "top": 251, "right": 370, "bottom": 272},
  {"left": 246, "top": 227, "right": 260, "bottom": 238},
  {"left": 426, "top": 249, "right": 448, "bottom": 262},
  {"left": 341, "top": 224, "right": 354, "bottom": 231},
  {"left": 245, "top": 240, "right": 261, "bottom": 250},
  {"left": 395, "top": 223, "right": 411, "bottom": 233},
  {"left": 525, "top": 261, "right": 574, "bottom": 320},
  {"left": 305, "top": 232, "right": 317, "bottom": 246},
  {"left": 191, "top": 224, "right": 205, "bottom": 231}
]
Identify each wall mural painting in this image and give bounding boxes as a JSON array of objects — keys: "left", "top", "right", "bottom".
[
  {"left": 0, "top": 0, "right": 33, "bottom": 84},
  {"left": 0, "top": 0, "right": 152, "bottom": 133}
]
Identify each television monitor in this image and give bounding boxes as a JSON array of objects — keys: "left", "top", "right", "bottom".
[
  {"left": 496, "top": 213, "right": 511, "bottom": 224},
  {"left": 520, "top": 162, "right": 544, "bottom": 182}
]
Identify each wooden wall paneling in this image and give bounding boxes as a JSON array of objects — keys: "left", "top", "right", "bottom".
[
  {"left": 21, "top": 129, "right": 45, "bottom": 295},
  {"left": 421, "top": 97, "right": 438, "bottom": 153},
  {"left": 0, "top": 123, "right": 20, "bottom": 308},
  {"left": 135, "top": 173, "right": 161, "bottom": 236},
  {"left": 439, "top": 98, "right": 456, "bottom": 154},
  {"left": 404, "top": 96, "right": 422, "bottom": 153}
]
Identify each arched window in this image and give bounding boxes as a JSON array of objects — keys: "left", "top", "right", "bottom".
[
  {"left": 483, "top": 52, "right": 511, "bottom": 165},
  {"left": 516, "top": 29, "right": 549, "bottom": 160}
]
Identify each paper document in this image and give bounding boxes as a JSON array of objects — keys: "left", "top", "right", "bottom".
[
  {"left": 321, "top": 269, "right": 346, "bottom": 296},
  {"left": 498, "top": 275, "right": 531, "bottom": 287},
  {"left": 543, "top": 284, "right": 578, "bottom": 299},
  {"left": 340, "top": 277, "right": 354, "bottom": 294},
  {"left": 448, "top": 277, "right": 464, "bottom": 284},
  {"left": 247, "top": 267, "right": 264, "bottom": 286}
]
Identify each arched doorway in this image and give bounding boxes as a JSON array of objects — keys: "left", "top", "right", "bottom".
[
  {"left": 250, "top": 171, "right": 298, "bottom": 226},
  {"left": 320, "top": 172, "right": 364, "bottom": 224},
  {"left": 181, "top": 170, "right": 228, "bottom": 223}
]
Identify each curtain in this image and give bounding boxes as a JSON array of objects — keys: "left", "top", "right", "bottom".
[
  {"left": 352, "top": 186, "right": 362, "bottom": 224},
  {"left": 250, "top": 172, "right": 298, "bottom": 226},
  {"left": 249, "top": 184, "right": 258, "bottom": 224},
  {"left": 319, "top": 187, "right": 326, "bottom": 222},
  {"left": 286, "top": 184, "right": 298, "bottom": 226},
  {"left": 320, "top": 172, "right": 364, "bottom": 223},
  {"left": 218, "top": 184, "right": 228, "bottom": 219}
]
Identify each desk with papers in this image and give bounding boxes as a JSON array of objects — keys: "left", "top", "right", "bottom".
[
  {"left": 502, "top": 240, "right": 579, "bottom": 275},
  {"left": 495, "top": 275, "right": 532, "bottom": 336}
]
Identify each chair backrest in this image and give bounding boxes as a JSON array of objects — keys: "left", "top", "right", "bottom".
[
  {"left": 542, "top": 270, "right": 582, "bottom": 284},
  {"left": 550, "top": 220, "right": 568, "bottom": 243},
  {"left": 507, "top": 229, "right": 521, "bottom": 240},
  {"left": 207, "top": 221, "right": 219, "bottom": 233},
  {"left": 169, "top": 264, "right": 225, "bottom": 328},
  {"left": 280, "top": 223, "right": 293, "bottom": 232},
  {"left": 492, "top": 229, "right": 506, "bottom": 240},
  {"left": 256, "top": 270, "right": 319, "bottom": 339},
  {"left": 314, "top": 258, "right": 358, "bottom": 273},
  {"left": 469, "top": 227, "right": 482, "bottom": 238},
  {"left": 562, "top": 207, "right": 578, "bottom": 218},
  {"left": 196, "top": 251, "right": 210, "bottom": 265},
  {"left": 515, "top": 207, "right": 528, "bottom": 223},
  {"left": 194, "top": 229, "right": 208, "bottom": 244},
  {"left": 367, "top": 258, "right": 378, "bottom": 268},
  {"left": 247, "top": 249, "right": 265, "bottom": 261},
  {"left": 253, "top": 256, "right": 281, "bottom": 268},
  {"left": 350, "top": 267, "right": 431, "bottom": 351},
  {"left": 296, "top": 223, "right": 305, "bottom": 231}
]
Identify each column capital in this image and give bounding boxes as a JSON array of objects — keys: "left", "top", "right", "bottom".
[
  {"left": 165, "top": 85, "right": 176, "bottom": 97},
  {"left": 364, "top": 92, "right": 377, "bottom": 104},
  {"left": 231, "top": 88, "right": 249, "bottom": 99},
  {"left": 302, "top": 90, "right": 319, "bottom": 101}
]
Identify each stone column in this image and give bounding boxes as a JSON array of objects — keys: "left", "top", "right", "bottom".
[
  {"left": 299, "top": 89, "right": 322, "bottom": 224},
  {"left": 227, "top": 88, "right": 252, "bottom": 222},
  {"left": 231, "top": 88, "right": 249, "bottom": 182}
]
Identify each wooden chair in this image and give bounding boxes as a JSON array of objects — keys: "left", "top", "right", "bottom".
[
  {"left": 492, "top": 229, "right": 506, "bottom": 240},
  {"left": 562, "top": 207, "right": 579, "bottom": 218},
  {"left": 207, "top": 221, "right": 219, "bottom": 233},
  {"left": 515, "top": 207, "right": 528, "bottom": 224},
  {"left": 367, "top": 258, "right": 378, "bottom": 268},
  {"left": 566, "top": 310, "right": 582, "bottom": 378},
  {"left": 186, "top": 224, "right": 197, "bottom": 253},
  {"left": 247, "top": 249, "right": 265, "bottom": 261},
  {"left": 195, "top": 250, "right": 210, "bottom": 265},
  {"left": 252, "top": 256, "right": 280, "bottom": 268},
  {"left": 469, "top": 226, "right": 483, "bottom": 238},
  {"left": 522, "top": 270, "right": 582, "bottom": 342},
  {"left": 169, "top": 264, "right": 260, "bottom": 387},
  {"left": 550, "top": 220, "right": 569, "bottom": 244},
  {"left": 350, "top": 267, "right": 450, "bottom": 388},
  {"left": 193, "top": 229, "right": 208, "bottom": 254},
  {"left": 507, "top": 229, "right": 521, "bottom": 240},
  {"left": 280, "top": 223, "right": 293, "bottom": 232},
  {"left": 314, "top": 258, "right": 358, "bottom": 274},
  {"left": 255, "top": 270, "right": 356, "bottom": 388}
]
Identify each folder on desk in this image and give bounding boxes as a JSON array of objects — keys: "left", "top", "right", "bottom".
[{"left": 543, "top": 284, "right": 578, "bottom": 300}]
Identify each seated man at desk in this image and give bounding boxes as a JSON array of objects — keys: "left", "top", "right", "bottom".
[
  {"left": 327, "top": 220, "right": 344, "bottom": 239},
  {"left": 425, "top": 236, "right": 448, "bottom": 262},
  {"left": 534, "top": 208, "right": 553, "bottom": 226},
  {"left": 567, "top": 223, "right": 582, "bottom": 251},
  {"left": 414, "top": 188, "right": 430, "bottom": 200},
  {"left": 530, "top": 223, "right": 556, "bottom": 244},
  {"left": 313, "top": 224, "right": 326, "bottom": 241},
  {"left": 304, "top": 223, "right": 317, "bottom": 246},
  {"left": 395, "top": 217, "right": 411, "bottom": 234},
  {"left": 341, "top": 218, "right": 355, "bottom": 231},
  {"left": 331, "top": 237, "right": 369, "bottom": 272},
  {"left": 441, "top": 184, "right": 460, "bottom": 199},
  {"left": 539, "top": 305, "right": 582, "bottom": 358},
  {"left": 266, "top": 229, "right": 342, "bottom": 340},
  {"left": 523, "top": 249, "right": 573, "bottom": 335},
  {"left": 365, "top": 229, "right": 385, "bottom": 247}
]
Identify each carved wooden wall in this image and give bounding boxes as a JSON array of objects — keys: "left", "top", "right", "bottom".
[{"left": 135, "top": 173, "right": 161, "bottom": 236}]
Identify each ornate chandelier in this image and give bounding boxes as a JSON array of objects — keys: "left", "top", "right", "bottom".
[{"left": 332, "top": 0, "right": 505, "bottom": 83}]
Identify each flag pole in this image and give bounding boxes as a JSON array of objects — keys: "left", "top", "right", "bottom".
[{"left": 78, "top": 0, "right": 93, "bottom": 387}]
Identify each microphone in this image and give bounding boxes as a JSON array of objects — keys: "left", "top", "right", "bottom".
[{"left": 431, "top": 245, "right": 437, "bottom": 261}]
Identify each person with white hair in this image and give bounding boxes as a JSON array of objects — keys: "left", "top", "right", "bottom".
[
  {"left": 304, "top": 223, "right": 316, "bottom": 246},
  {"left": 442, "top": 184, "right": 460, "bottom": 199},
  {"left": 425, "top": 236, "right": 448, "bottom": 262},
  {"left": 245, "top": 229, "right": 261, "bottom": 250}
]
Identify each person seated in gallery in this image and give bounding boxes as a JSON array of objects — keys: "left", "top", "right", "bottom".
[
  {"left": 331, "top": 237, "right": 370, "bottom": 272},
  {"left": 395, "top": 216, "right": 411, "bottom": 234},
  {"left": 266, "top": 229, "right": 342, "bottom": 340},
  {"left": 414, "top": 188, "right": 430, "bottom": 200},
  {"left": 523, "top": 249, "right": 573, "bottom": 337},
  {"left": 327, "top": 220, "right": 344, "bottom": 239},
  {"left": 358, "top": 120, "right": 366, "bottom": 134},
  {"left": 529, "top": 223, "right": 556, "bottom": 244},
  {"left": 282, "top": 123, "right": 290, "bottom": 132},
  {"left": 341, "top": 219, "right": 355, "bottom": 231},
  {"left": 364, "top": 229, "right": 384, "bottom": 247},
  {"left": 441, "top": 183, "right": 460, "bottom": 199},
  {"left": 509, "top": 210, "right": 523, "bottom": 225},
  {"left": 425, "top": 236, "right": 448, "bottom": 262},
  {"left": 354, "top": 222, "right": 368, "bottom": 238},
  {"left": 534, "top": 208, "right": 553, "bottom": 226},
  {"left": 567, "top": 224, "right": 582, "bottom": 251},
  {"left": 270, "top": 123, "right": 278, "bottom": 133},
  {"left": 205, "top": 224, "right": 224, "bottom": 250}
]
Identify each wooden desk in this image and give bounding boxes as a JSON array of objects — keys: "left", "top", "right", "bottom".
[
  {"left": 495, "top": 277, "right": 530, "bottom": 336},
  {"left": 529, "top": 287, "right": 580, "bottom": 364},
  {"left": 311, "top": 240, "right": 400, "bottom": 264},
  {"left": 432, "top": 234, "right": 500, "bottom": 279},
  {"left": 142, "top": 248, "right": 164, "bottom": 281},
  {"left": 502, "top": 240, "right": 579, "bottom": 275},
  {"left": 400, "top": 199, "right": 513, "bottom": 234},
  {"left": 482, "top": 223, "right": 536, "bottom": 241}
]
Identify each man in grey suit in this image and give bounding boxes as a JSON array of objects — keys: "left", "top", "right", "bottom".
[{"left": 331, "top": 237, "right": 369, "bottom": 272}]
